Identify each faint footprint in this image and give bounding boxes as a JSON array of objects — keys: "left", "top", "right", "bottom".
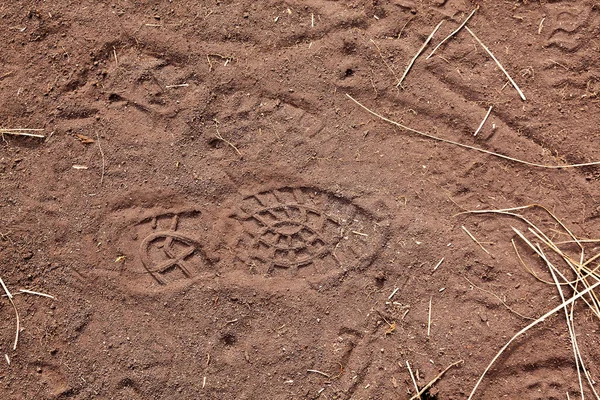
[
  {"left": 34, "top": 362, "right": 73, "bottom": 399},
  {"left": 543, "top": 2, "right": 599, "bottom": 53},
  {"left": 482, "top": 359, "right": 579, "bottom": 399}
]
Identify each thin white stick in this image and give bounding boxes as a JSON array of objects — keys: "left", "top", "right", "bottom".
[
  {"left": 465, "top": 26, "right": 526, "bottom": 101},
  {"left": 113, "top": 47, "right": 119, "bottom": 67},
  {"left": 346, "top": 94, "right": 600, "bottom": 169},
  {"left": 307, "top": 369, "right": 331, "bottom": 379},
  {"left": 19, "top": 289, "right": 55, "bottom": 299},
  {"left": 433, "top": 258, "right": 444, "bottom": 271},
  {"left": 397, "top": 20, "right": 445, "bottom": 87},
  {"left": 474, "top": 106, "right": 493, "bottom": 136},
  {"left": 165, "top": 84, "right": 189, "bottom": 88},
  {"left": 0, "top": 130, "right": 45, "bottom": 138},
  {"left": 464, "top": 275, "right": 534, "bottom": 320},
  {"left": 406, "top": 361, "right": 421, "bottom": 397},
  {"left": 468, "top": 278, "right": 600, "bottom": 399},
  {"left": 0, "top": 278, "right": 19, "bottom": 351},
  {"left": 0, "top": 277, "right": 12, "bottom": 299},
  {"left": 388, "top": 287, "right": 399, "bottom": 300},
  {"left": 427, "top": 8, "right": 478, "bottom": 59},
  {"left": 427, "top": 296, "right": 432, "bottom": 336}
]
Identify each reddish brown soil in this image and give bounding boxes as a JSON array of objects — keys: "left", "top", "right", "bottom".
[{"left": 2, "top": 1, "right": 600, "bottom": 399}]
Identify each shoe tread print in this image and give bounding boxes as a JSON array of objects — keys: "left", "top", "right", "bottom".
[{"left": 230, "top": 186, "right": 388, "bottom": 278}]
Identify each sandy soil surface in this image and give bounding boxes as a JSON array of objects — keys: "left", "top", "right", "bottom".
[{"left": 2, "top": 0, "right": 600, "bottom": 399}]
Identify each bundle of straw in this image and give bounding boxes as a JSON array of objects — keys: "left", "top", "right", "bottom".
[{"left": 464, "top": 204, "right": 600, "bottom": 399}]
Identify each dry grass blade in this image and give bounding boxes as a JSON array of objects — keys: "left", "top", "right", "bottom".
[
  {"left": 370, "top": 39, "right": 400, "bottom": 82},
  {"left": 406, "top": 360, "right": 421, "bottom": 398},
  {"left": 19, "top": 289, "right": 55, "bottom": 299},
  {"left": 465, "top": 205, "right": 600, "bottom": 288},
  {"left": 474, "top": 106, "right": 493, "bottom": 136},
  {"left": 0, "top": 128, "right": 45, "bottom": 138},
  {"left": 427, "top": 7, "right": 478, "bottom": 59},
  {"left": 512, "top": 239, "right": 557, "bottom": 286},
  {"left": 409, "top": 360, "right": 464, "bottom": 400},
  {"left": 427, "top": 295, "right": 432, "bottom": 336},
  {"left": 468, "top": 278, "right": 600, "bottom": 399},
  {"left": 307, "top": 369, "right": 330, "bottom": 379},
  {"left": 214, "top": 120, "right": 241, "bottom": 156},
  {"left": 346, "top": 94, "right": 600, "bottom": 169},
  {"left": 461, "top": 225, "right": 491, "bottom": 255},
  {"left": 464, "top": 276, "right": 534, "bottom": 320},
  {"left": 397, "top": 20, "right": 445, "bottom": 88},
  {"left": 0, "top": 277, "right": 20, "bottom": 351},
  {"left": 465, "top": 26, "right": 526, "bottom": 101}
]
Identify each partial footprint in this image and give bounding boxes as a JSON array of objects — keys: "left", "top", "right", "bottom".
[
  {"left": 482, "top": 359, "right": 580, "bottom": 399},
  {"left": 96, "top": 206, "right": 216, "bottom": 293},
  {"left": 544, "top": 2, "right": 600, "bottom": 53}
]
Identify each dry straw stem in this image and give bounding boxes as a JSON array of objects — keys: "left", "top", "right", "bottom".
[
  {"left": 512, "top": 239, "right": 558, "bottom": 286},
  {"left": 0, "top": 128, "right": 45, "bottom": 138},
  {"left": 165, "top": 83, "right": 189, "bottom": 88},
  {"left": 464, "top": 26, "right": 526, "bottom": 101},
  {"left": 397, "top": 20, "right": 445, "bottom": 88},
  {"left": 409, "top": 360, "right": 464, "bottom": 400},
  {"left": 406, "top": 360, "right": 421, "bottom": 397},
  {"left": 0, "top": 277, "right": 20, "bottom": 351},
  {"left": 461, "top": 225, "right": 490, "bottom": 255},
  {"left": 346, "top": 94, "right": 600, "bottom": 169},
  {"left": 370, "top": 39, "right": 400, "bottom": 82},
  {"left": 307, "top": 369, "right": 330, "bottom": 379},
  {"left": 463, "top": 276, "right": 534, "bottom": 320},
  {"left": 467, "top": 278, "right": 600, "bottom": 399},
  {"left": 213, "top": 120, "right": 241, "bottom": 156},
  {"left": 18, "top": 289, "right": 54, "bottom": 299},
  {"left": 427, "top": 296, "right": 432, "bottom": 336},
  {"left": 426, "top": 7, "right": 478, "bottom": 59},
  {"left": 473, "top": 106, "right": 493, "bottom": 136},
  {"left": 113, "top": 46, "right": 118, "bottom": 67}
]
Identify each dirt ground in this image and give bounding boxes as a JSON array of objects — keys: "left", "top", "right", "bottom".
[{"left": 2, "top": 0, "right": 600, "bottom": 399}]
